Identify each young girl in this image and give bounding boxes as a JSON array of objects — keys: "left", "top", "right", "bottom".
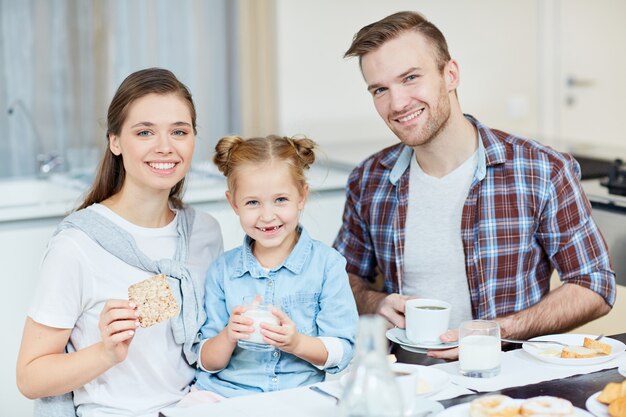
[
  {"left": 16, "top": 68, "right": 223, "bottom": 416},
  {"left": 194, "top": 135, "right": 358, "bottom": 398}
]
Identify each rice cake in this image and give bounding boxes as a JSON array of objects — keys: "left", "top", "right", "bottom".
[{"left": 128, "top": 274, "right": 179, "bottom": 327}]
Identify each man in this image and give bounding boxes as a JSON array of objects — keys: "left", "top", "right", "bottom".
[{"left": 333, "top": 11, "right": 615, "bottom": 359}]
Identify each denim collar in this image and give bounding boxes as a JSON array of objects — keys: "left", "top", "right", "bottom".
[{"left": 232, "top": 225, "right": 312, "bottom": 279}]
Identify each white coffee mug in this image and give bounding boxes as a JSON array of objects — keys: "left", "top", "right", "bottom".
[{"left": 404, "top": 298, "right": 451, "bottom": 344}]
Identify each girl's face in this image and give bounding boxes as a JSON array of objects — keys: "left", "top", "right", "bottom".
[
  {"left": 226, "top": 161, "right": 308, "bottom": 259},
  {"left": 108, "top": 93, "right": 195, "bottom": 197}
]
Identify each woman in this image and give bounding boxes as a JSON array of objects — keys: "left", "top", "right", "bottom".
[{"left": 16, "top": 68, "right": 223, "bottom": 416}]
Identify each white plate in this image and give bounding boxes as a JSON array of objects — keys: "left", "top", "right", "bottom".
[
  {"left": 439, "top": 401, "right": 594, "bottom": 417},
  {"left": 386, "top": 328, "right": 458, "bottom": 350},
  {"left": 585, "top": 392, "right": 608, "bottom": 417},
  {"left": 340, "top": 363, "right": 451, "bottom": 398},
  {"left": 619, "top": 362, "right": 626, "bottom": 377},
  {"left": 521, "top": 334, "right": 626, "bottom": 366}
]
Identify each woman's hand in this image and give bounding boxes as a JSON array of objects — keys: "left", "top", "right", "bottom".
[
  {"left": 98, "top": 299, "right": 139, "bottom": 365},
  {"left": 225, "top": 305, "right": 254, "bottom": 343},
  {"left": 260, "top": 308, "right": 301, "bottom": 354}
]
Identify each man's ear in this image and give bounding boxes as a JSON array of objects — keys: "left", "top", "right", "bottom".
[
  {"left": 109, "top": 134, "right": 122, "bottom": 155},
  {"left": 444, "top": 59, "right": 460, "bottom": 92},
  {"left": 226, "top": 190, "right": 239, "bottom": 215}
]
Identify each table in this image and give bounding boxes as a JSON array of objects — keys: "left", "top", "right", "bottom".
[{"left": 393, "top": 332, "right": 626, "bottom": 408}]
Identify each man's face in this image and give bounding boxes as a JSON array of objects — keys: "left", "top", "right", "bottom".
[{"left": 361, "top": 31, "right": 456, "bottom": 148}]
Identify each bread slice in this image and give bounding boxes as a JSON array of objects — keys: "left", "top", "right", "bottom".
[
  {"left": 128, "top": 274, "right": 179, "bottom": 327},
  {"left": 583, "top": 337, "right": 612, "bottom": 355},
  {"left": 560, "top": 345, "right": 599, "bottom": 358}
]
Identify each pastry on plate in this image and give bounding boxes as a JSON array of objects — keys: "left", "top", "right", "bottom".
[
  {"left": 598, "top": 380, "right": 626, "bottom": 405},
  {"left": 469, "top": 395, "right": 520, "bottom": 417},
  {"left": 560, "top": 345, "right": 600, "bottom": 359},
  {"left": 583, "top": 337, "right": 612, "bottom": 355},
  {"left": 608, "top": 397, "right": 626, "bottom": 417},
  {"left": 520, "top": 396, "right": 574, "bottom": 417}
]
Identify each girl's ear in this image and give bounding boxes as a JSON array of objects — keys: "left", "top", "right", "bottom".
[
  {"left": 298, "top": 184, "right": 309, "bottom": 210},
  {"left": 109, "top": 134, "right": 122, "bottom": 155},
  {"left": 226, "top": 190, "right": 239, "bottom": 215}
]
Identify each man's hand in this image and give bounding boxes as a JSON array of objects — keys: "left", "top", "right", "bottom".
[
  {"left": 348, "top": 273, "right": 412, "bottom": 327},
  {"left": 426, "top": 328, "right": 459, "bottom": 360},
  {"left": 377, "top": 293, "right": 412, "bottom": 328}
]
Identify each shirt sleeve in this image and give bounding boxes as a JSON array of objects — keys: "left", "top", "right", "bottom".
[
  {"left": 199, "top": 257, "right": 230, "bottom": 341},
  {"left": 314, "top": 336, "right": 344, "bottom": 370},
  {"left": 314, "top": 250, "right": 359, "bottom": 374},
  {"left": 538, "top": 154, "right": 616, "bottom": 306},
  {"left": 28, "top": 232, "right": 89, "bottom": 329},
  {"left": 333, "top": 165, "right": 377, "bottom": 281}
]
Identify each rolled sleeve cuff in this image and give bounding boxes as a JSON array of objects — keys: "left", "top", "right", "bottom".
[
  {"left": 196, "top": 338, "right": 224, "bottom": 374},
  {"left": 315, "top": 336, "right": 344, "bottom": 370}
]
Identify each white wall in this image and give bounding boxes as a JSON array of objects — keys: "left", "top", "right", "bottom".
[{"left": 275, "top": 0, "right": 541, "bottom": 151}]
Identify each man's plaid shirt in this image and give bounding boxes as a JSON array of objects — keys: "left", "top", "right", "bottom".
[{"left": 333, "top": 115, "right": 615, "bottom": 319}]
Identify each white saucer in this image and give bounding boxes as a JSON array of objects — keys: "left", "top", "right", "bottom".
[
  {"left": 619, "top": 361, "right": 626, "bottom": 377},
  {"left": 404, "top": 398, "right": 443, "bottom": 417},
  {"left": 386, "top": 327, "right": 458, "bottom": 350}
]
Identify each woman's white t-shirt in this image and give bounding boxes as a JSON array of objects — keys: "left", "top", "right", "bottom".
[{"left": 28, "top": 204, "right": 223, "bottom": 417}]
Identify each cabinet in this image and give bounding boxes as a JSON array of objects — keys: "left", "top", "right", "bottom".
[{"left": 1, "top": 219, "right": 61, "bottom": 416}]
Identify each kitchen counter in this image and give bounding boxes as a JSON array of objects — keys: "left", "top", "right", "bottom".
[
  {"left": 581, "top": 178, "right": 626, "bottom": 287},
  {"left": 0, "top": 161, "right": 351, "bottom": 224},
  {"left": 582, "top": 178, "right": 626, "bottom": 211}
]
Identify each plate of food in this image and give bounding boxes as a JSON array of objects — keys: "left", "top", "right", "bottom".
[
  {"left": 521, "top": 334, "right": 625, "bottom": 366},
  {"left": 586, "top": 392, "right": 609, "bottom": 417},
  {"left": 386, "top": 327, "right": 458, "bottom": 350},
  {"left": 438, "top": 395, "right": 593, "bottom": 417},
  {"left": 586, "top": 379, "right": 626, "bottom": 417},
  {"left": 340, "top": 363, "right": 451, "bottom": 398}
]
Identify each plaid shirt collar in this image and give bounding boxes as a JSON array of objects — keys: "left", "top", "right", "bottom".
[{"left": 386, "top": 114, "right": 497, "bottom": 185}]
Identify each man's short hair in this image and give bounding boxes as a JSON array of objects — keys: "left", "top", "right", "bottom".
[{"left": 345, "top": 11, "right": 451, "bottom": 71}]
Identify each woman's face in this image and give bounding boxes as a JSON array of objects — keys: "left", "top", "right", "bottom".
[{"left": 108, "top": 93, "right": 195, "bottom": 196}]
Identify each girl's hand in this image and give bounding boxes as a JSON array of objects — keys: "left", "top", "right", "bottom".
[
  {"left": 98, "top": 300, "right": 139, "bottom": 366},
  {"left": 260, "top": 308, "right": 301, "bottom": 354},
  {"left": 225, "top": 305, "right": 254, "bottom": 343}
]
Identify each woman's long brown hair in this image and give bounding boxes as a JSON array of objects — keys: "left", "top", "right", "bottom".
[{"left": 77, "top": 68, "right": 197, "bottom": 211}]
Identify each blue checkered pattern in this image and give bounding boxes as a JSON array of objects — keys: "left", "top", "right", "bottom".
[{"left": 333, "top": 115, "right": 615, "bottom": 319}]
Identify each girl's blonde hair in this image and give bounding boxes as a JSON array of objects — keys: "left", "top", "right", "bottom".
[{"left": 213, "top": 135, "right": 316, "bottom": 193}]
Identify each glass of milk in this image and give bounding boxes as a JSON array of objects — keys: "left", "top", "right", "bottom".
[
  {"left": 237, "top": 295, "right": 279, "bottom": 351},
  {"left": 459, "top": 320, "right": 501, "bottom": 378}
]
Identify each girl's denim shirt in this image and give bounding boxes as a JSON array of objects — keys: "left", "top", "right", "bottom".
[{"left": 195, "top": 226, "right": 358, "bottom": 398}]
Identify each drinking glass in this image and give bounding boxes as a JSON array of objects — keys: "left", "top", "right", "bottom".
[
  {"left": 237, "top": 295, "right": 279, "bottom": 351},
  {"left": 458, "top": 320, "right": 501, "bottom": 378}
]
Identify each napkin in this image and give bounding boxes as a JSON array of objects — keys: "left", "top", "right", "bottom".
[{"left": 433, "top": 349, "right": 626, "bottom": 392}]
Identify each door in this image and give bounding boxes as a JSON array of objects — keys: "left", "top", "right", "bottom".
[{"left": 557, "top": 0, "right": 626, "bottom": 154}]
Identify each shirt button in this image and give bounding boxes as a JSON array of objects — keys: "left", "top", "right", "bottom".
[
  {"left": 273, "top": 351, "right": 279, "bottom": 357},
  {"left": 268, "top": 281, "right": 273, "bottom": 287},
  {"left": 272, "top": 377, "right": 278, "bottom": 383}
]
